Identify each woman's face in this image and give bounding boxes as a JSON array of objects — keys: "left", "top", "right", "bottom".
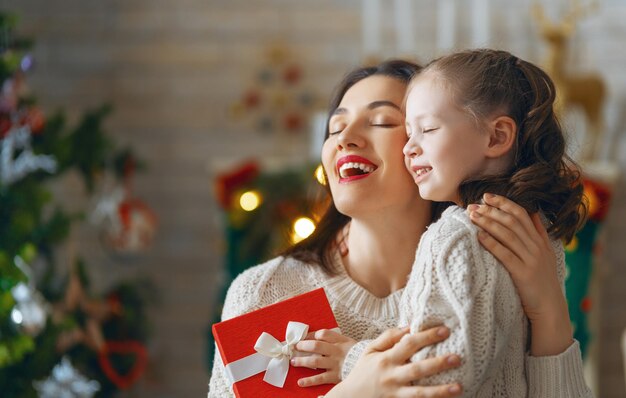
[{"left": 322, "top": 75, "right": 424, "bottom": 218}]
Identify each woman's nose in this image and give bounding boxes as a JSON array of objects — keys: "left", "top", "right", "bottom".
[{"left": 336, "top": 123, "right": 365, "bottom": 150}]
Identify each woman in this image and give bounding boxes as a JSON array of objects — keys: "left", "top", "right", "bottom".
[{"left": 208, "top": 60, "right": 590, "bottom": 397}]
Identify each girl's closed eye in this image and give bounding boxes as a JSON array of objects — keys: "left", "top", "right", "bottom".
[{"left": 422, "top": 127, "right": 438, "bottom": 133}]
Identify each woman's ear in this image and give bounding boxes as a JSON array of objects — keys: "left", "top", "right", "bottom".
[{"left": 486, "top": 116, "right": 517, "bottom": 158}]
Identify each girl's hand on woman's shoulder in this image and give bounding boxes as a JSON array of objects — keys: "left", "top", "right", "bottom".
[{"left": 326, "top": 326, "right": 462, "bottom": 398}]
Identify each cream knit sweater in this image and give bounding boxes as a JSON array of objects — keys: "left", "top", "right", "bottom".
[
  {"left": 208, "top": 218, "right": 592, "bottom": 397},
  {"left": 399, "top": 206, "right": 548, "bottom": 396}
]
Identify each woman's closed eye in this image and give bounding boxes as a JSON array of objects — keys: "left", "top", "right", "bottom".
[{"left": 328, "top": 122, "right": 346, "bottom": 135}]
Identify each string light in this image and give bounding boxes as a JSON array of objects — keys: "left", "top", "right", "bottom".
[
  {"left": 239, "top": 190, "right": 262, "bottom": 211},
  {"left": 292, "top": 217, "right": 316, "bottom": 243},
  {"left": 314, "top": 164, "right": 326, "bottom": 185}
]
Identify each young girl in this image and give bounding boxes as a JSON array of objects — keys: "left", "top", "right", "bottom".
[{"left": 394, "top": 49, "right": 585, "bottom": 395}]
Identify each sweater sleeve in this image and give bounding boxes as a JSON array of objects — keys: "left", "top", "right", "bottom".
[
  {"left": 340, "top": 340, "right": 371, "bottom": 381},
  {"left": 208, "top": 344, "right": 234, "bottom": 398},
  {"left": 408, "top": 230, "right": 525, "bottom": 395},
  {"left": 526, "top": 340, "right": 594, "bottom": 398},
  {"left": 207, "top": 266, "right": 269, "bottom": 397}
]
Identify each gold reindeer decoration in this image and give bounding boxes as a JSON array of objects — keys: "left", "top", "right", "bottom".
[{"left": 533, "top": 0, "right": 605, "bottom": 161}]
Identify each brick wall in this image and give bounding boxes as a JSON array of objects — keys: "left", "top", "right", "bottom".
[{"left": 5, "top": 0, "right": 626, "bottom": 396}]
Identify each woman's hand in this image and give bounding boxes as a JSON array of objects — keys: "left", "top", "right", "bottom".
[
  {"left": 291, "top": 329, "right": 357, "bottom": 386},
  {"left": 326, "top": 327, "right": 462, "bottom": 398},
  {"left": 468, "top": 193, "right": 574, "bottom": 356}
]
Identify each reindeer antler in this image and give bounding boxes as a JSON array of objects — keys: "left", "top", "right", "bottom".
[
  {"left": 563, "top": 0, "right": 599, "bottom": 28},
  {"left": 531, "top": 2, "right": 549, "bottom": 29}
]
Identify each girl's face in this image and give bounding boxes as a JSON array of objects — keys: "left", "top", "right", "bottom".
[
  {"left": 403, "top": 75, "right": 490, "bottom": 204},
  {"left": 322, "top": 75, "right": 424, "bottom": 218}
]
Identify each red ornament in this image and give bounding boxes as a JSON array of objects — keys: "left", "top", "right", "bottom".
[
  {"left": 284, "top": 112, "right": 303, "bottom": 132},
  {"left": 583, "top": 178, "right": 613, "bottom": 222},
  {"left": 215, "top": 161, "right": 260, "bottom": 209},
  {"left": 243, "top": 90, "right": 261, "bottom": 109},
  {"left": 22, "top": 108, "right": 46, "bottom": 134},
  {"left": 580, "top": 297, "right": 592, "bottom": 313},
  {"left": 283, "top": 65, "right": 302, "bottom": 85},
  {"left": 0, "top": 115, "right": 11, "bottom": 138},
  {"left": 111, "top": 198, "right": 158, "bottom": 252},
  {"left": 98, "top": 340, "right": 148, "bottom": 390}
]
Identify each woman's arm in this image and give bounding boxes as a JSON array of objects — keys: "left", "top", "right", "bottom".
[{"left": 325, "top": 327, "right": 462, "bottom": 398}]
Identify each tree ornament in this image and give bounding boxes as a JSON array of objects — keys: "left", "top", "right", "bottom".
[
  {"left": 92, "top": 190, "right": 158, "bottom": 254},
  {"left": 0, "top": 124, "right": 56, "bottom": 185},
  {"left": 54, "top": 265, "right": 122, "bottom": 353},
  {"left": 283, "top": 64, "right": 302, "bottom": 85},
  {"left": 215, "top": 161, "right": 260, "bottom": 209},
  {"left": 22, "top": 107, "right": 46, "bottom": 133},
  {"left": 90, "top": 186, "right": 126, "bottom": 243},
  {"left": 33, "top": 356, "right": 100, "bottom": 398},
  {"left": 98, "top": 340, "right": 148, "bottom": 390},
  {"left": 9, "top": 254, "right": 48, "bottom": 337},
  {"left": 20, "top": 53, "right": 34, "bottom": 72},
  {"left": 0, "top": 78, "right": 19, "bottom": 113},
  {"left": 111, "top": 198, "right": 157, "bottom": 253},
  {"left": 10, "top": 282, "right": 48, "bottom": 336}
]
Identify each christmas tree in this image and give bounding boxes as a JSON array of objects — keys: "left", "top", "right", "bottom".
[{"left": 1, "top": 12, "right": 153, "bottom": 397}]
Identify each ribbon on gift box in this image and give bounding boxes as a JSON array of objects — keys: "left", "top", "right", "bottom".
[{"left": 224, "top": 321, "right": 341, "bottom": 388}]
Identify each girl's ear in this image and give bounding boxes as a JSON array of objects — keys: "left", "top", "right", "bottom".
[{"left": 485, "top": 116, "right": 517, "bottom": 158}]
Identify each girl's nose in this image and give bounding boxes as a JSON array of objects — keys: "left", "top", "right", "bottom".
[{"left": 403, "top": 135, "right": 422, "bottom": 158}]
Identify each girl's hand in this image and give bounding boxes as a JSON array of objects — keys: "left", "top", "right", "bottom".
[
  {"left": 468, "top": 193, "right": 573, "bottom": 356},
  {"left": 326, "top": 327, "right": 462, "bottom": 398},
  {"left": 292, "top": 329, "right": 357, "bottom": 386}
]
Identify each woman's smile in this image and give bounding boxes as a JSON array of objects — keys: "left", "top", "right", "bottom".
[{"left": 337, "top": 155, "right": 377, "bottom": 183}]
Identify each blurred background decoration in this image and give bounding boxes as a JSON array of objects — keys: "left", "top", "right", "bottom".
[
  {"left": 2, "top": 0, "right": 626, "bottom": 397},
  {"left": 207, "top": 159, "right": 325, "bottom": 367},
  {"left": 0, "top": 12, "right": 156, "bottom": 397}
]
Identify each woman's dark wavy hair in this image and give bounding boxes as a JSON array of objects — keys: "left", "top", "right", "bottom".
[
  {"left": 280, "top": 60, "right": 449, "bottom": 274},
  {"left": 413, "top": 49, "right": 586, "bottom": 242}
]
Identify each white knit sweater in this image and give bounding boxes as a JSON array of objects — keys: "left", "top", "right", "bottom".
[
  {"left": 398, "top": 206, "right": 542, "bottom": 396},
  {"left": 208, "top": 221, "right": 592, "bottom": 397}
]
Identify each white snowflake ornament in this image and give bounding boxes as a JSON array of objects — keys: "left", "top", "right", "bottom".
[{"left": 33, "top": 356, "right": 100, "bottom": 398}]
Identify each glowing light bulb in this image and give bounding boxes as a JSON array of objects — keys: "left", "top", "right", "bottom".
[
  {"left": 239, "top": 190, "right": 261, "bottom": 211},
  {"left": 314, "top": 165, "right": 326, "bottom": 185},
  {"left": 293, "top": 217, "right": 316, "bottom": 243}
]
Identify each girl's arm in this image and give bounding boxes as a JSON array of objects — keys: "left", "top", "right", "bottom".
[{"left": 403, "top": 225, "right": 519, "bottom": 395}]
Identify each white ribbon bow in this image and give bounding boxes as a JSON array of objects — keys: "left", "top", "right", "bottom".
[{"left": 254, "top": 321, "right": 309, "bottom": 388}]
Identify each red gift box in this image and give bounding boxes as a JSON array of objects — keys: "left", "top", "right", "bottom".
[{"left": 212, "top": 288, "right": 338, "bottom": 397}]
